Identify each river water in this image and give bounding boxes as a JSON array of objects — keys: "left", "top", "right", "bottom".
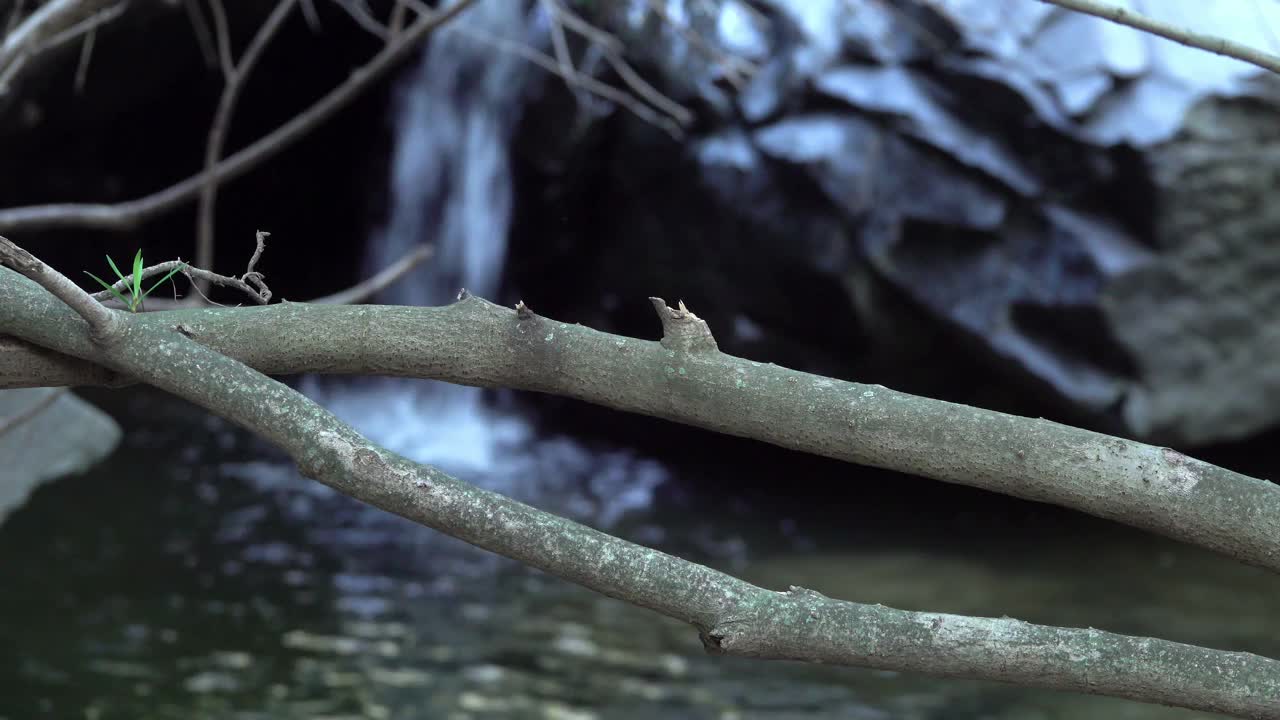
[{"left": 1, "top": 381, "right": 1278, "bottom": 720}]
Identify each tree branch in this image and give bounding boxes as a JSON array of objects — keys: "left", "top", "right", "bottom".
[
  {"left": 307, "top": 242, "right": 431, "bottom": 304},
  {"left": 0, "top": 242, "right": 1276, "bottom": 719},
  {"left": 83, "top": 234, "right": 429, "bottom": 309},
  {"left": 0, "top": 0, "right": 125, "bottom": 97},
  {"left": 1, "top": 270, "right": 1277, "bottom": 575},
  {"left": 0, "top": 0, "right": 479, "bottom": 234},
  {"left": 0, "top": 236, "right": 117, "bottom": 338},
  {"left": 195, "top": 0, "right": 297, "bottom": 297},
  {"left": 1036, "top": 0, "right": 1280, "bottom": 75}
]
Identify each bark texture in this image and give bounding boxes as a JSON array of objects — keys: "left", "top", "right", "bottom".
[
  {"left": 1, "top": 255, "right": 1278, "bottom": 717},
  {"left": 3, "top": 268, "right": 1278, "bottom": 575}
]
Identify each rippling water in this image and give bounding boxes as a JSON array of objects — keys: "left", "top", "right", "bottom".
[{"left": 2, "top": 383, "right": 1276, "bottom": 720}]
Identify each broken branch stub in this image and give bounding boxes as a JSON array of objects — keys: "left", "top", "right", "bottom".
[{"left": 649, "top": 297, "right": 718, "bottom": 354}]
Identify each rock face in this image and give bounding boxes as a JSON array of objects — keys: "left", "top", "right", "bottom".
[
  {"left": 1103, "top": 99, "right": 1280, "bottom": 444},
  {"left": 508, "top": 0, "right": 1280, "bottom": 446},
  {"left": 0, "top": 389, "right": 122, "bottom": 524}
]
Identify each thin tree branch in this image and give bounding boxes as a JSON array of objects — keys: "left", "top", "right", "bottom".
[
  {"left": 444, "top": 17, "right": 685, "bottom": 138},
  {"left": 398, "top": 0, "right": 691, "bottom": 135},
  {"left": 0, "top": 0, "right": 123, "bottom": 96},
  {"left": 541, "top": 0, "right": 578, "bottom": 83},
  {"left": 544, "top": 0, "right": 694, "bottom": 127},
  {"left": 388, "top": 0, "right": 408, "bottom": 38},
  {"left": 32, "top": 0, "right": 126, "bottom": 55},
  {"left": 0, "top": 0, "right": 479, "bottom": 234},
  {"left": 205, "top": 0, "right": 235, "bottom": 81},
  {"left": 1037, "top": 0, "right": 1280, "bottom": 75},
  {"left": 182, "top": 0, "right": 218, "bottom": 68},
  {"left": 308, "top": 242, "right": 432, "bottom": 304},
  {"left": 72, "top": 21, "right": 96, "bottom": 94},
  {"left": 330, "top": 0, "right": 389, "bottom": 40},
  {"left": 643, "top": 0, "right": 757, "bottom": 90},
  {"left": 1, "top": 274, "right": 1277, "bottom": 576},
  {"left": 87, "top": 236, "right": 430, "bottom": 309},
  {"left": 0, "top": 242, "right": 1277, "bottom": 719},
  {"left": 298, "top": 0, "right": 322, "bottom": 33},
  {"left": 4, "top": 0, "right": 29, "bottom": 37},
  {"left": 195, "top": 0, "right": 296, "bottom": 297}
]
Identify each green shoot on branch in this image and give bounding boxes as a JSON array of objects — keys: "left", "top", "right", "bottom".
[{"left": 84, "top": 250, "right": 187, "bottom": 312}]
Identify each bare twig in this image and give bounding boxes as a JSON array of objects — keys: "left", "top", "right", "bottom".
[
  {"left": 0, "top": 387, "right": 69, "bottom": 438},
  {"left": 452, "top": 22, "right": 684, "bottom": 137},
  {"left": 4, "top": 0, "right": 28, "bottom": 37},
  {"left": 299, "top": 0, "right": 322, "bottom": 32},
  {"left": 36, "top": 1, "right": 126, "bottom": 54},
  {"left": 542, "top": 0, "right": 694, "bottom": 128},
  {"left": 108, "top": 237, "right": 431, "bottom": 310},
  {"left": 331, "top": 0, "right": 388, "bottom": 39},
  {"left": 0, "top": 0, "right": 480, "bottom": 234},
  {"left": 195, "top": 0, "right": 296, "bottom": 297},
  {"left": 0, "top": 0, "right": 122, "bottom": 96},
  {"left": 309, "top": 242, "right": 432, "bottom": 304},
  {"left": 396, "top": 0, "right": 688, "bottom": 136},
  {"left": 388, "top": 0, "right": 408, "bottom": 38},
  {"left": 90, "top": 231, "right": 273, "bottom": 309},
  {"left": 643, "top": 0, "right": 757, "bottom": 90},
  {"left": 206, "top": 0, "right": 235, "bottom": 81},
  {"left": 182, "top": 0, "right": 218, "bottom": 68},
  {"left": 72, "top": 23, "right": 95, "bottom": 94},
  {"left": 541, "top": 0, "right": 578, "bottom": 82},
  {"left": 1037, "top": 0, "right": 1280, "bottom": 75}
]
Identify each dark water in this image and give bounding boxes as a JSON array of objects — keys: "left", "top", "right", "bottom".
[{"left": 1, "top": 381, "right": 1276, "bottom": 720}]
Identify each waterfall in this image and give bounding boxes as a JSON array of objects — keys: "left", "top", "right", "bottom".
[
  {"left": 289, "top": 1, "right": 665, "bottom": 531},
  {"left": 345, "top": 0, "right": 536, "bottom": 474},
  {"left": 369, "top": 0, "right": 532, "bottom": 305}
]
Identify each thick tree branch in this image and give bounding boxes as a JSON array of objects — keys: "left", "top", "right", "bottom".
[
  {"left": 0, "top": 245, "right": 1276, "bottom": 719},
  {"left": 0, "top": 0, "right": 478, "bottom": 234},
  {"left": 1036, "top": 0, "right": 1280, "bottom": 75},
  {"left": 1, "top": 271, "right": 1277, "bottom": 576},
  {"left": 0, "top": 236, "right": 117, "bottom": 338}
]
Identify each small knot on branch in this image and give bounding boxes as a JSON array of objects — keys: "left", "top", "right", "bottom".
[{"left": 650, "top": 297, "right": 718, "bottom": 354}]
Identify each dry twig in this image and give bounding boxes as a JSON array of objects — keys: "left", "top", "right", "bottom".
[
  {"left": 0, "top": 0, "right": 479, "bottom": 234},
  {"left": 1036, "top": 0, "right": 1280, "bottom": 75},
  {"left": 195, "top": 0, "right": 297, "bottom": 297}
]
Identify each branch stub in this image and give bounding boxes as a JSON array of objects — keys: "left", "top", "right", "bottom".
[{"left": 650, "top": 297, "right": 718, "bottom": 354}]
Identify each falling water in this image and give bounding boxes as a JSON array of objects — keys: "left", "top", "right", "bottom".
[
  {"left": 368, "top": 0, "right": 531, "bottom": 305},
  {"left": 295, "top": 0, "right": 667, "bottom": 520},
  {"left": 337, "top": 0, "right": 537, "bottom": 474}
]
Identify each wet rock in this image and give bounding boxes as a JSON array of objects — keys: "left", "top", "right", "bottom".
[{"left": 0, "top": 389, "right": 121, "bottom": 525}]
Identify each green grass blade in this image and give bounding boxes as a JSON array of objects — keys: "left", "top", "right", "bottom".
[
  {"left": 85, "top": 271, "right": 132, "bottom": 309},
  {"left": 105, "top": 254, "right": 127, "bottom": 282},
  {"left": 132, "top": 250, "right": 144, "bottom": 297}
]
